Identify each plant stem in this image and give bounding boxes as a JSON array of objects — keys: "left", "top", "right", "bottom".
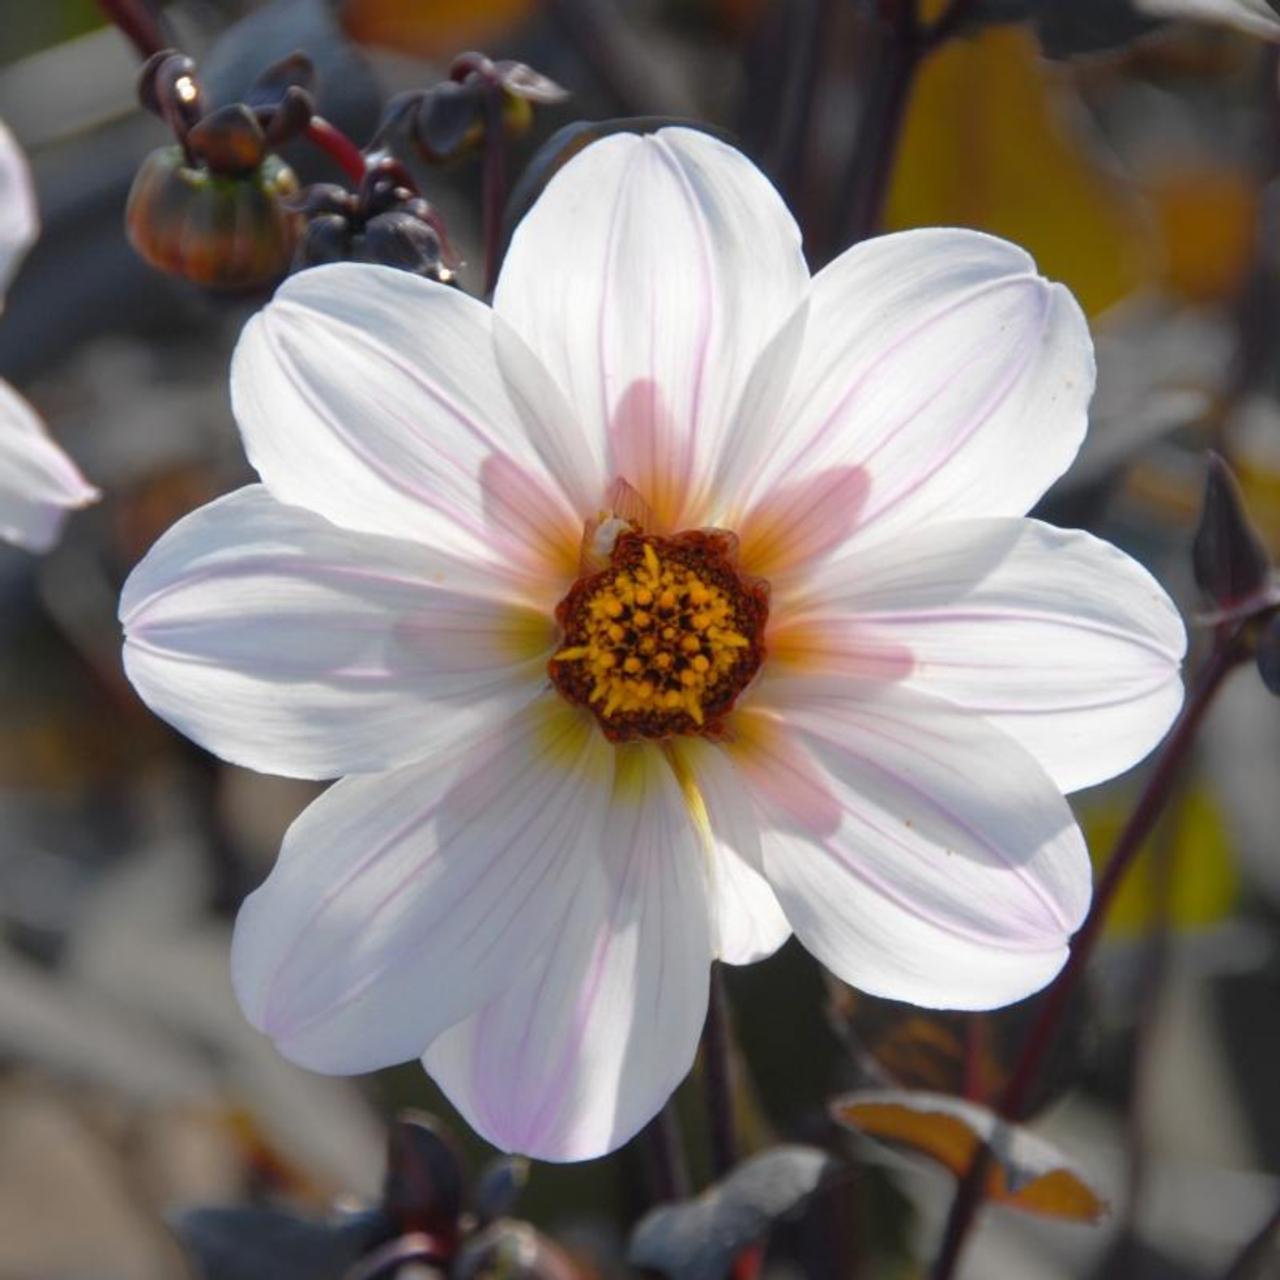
[
  {"left": 304, "top": 118, "right": 366, "bottom": 185},
  {"left": 481, "top": 88, "right": 508, "bottom": 297},
  {"left": 96, "top": 0, "right": 166, "bottom": 59},
  {"left": 831, "top": 1, "right": 920, "bottom": 255},
  {"left": 932, "top": 628, "right": 1246, "bottom": 1280},
  {"left": 703, "top": 962, "right": 738, "bottom": 1179},
  {"left": 923, "top": 0, "right": 982, "bottom": 50},
  {"left": 642, "top": 1101, "right": 690, "bottom": 1205}
]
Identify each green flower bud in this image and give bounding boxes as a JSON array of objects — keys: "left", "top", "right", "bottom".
[{"left": 125, "top": 145, "right": 301, "bottom": 290}]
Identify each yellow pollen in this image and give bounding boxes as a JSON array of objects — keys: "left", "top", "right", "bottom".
[{"left": 548, "top": 531, "right": 769, "bottom": 741}]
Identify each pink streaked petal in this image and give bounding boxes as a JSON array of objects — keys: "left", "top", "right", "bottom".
[
  {"left": 480, "top": 453, "right": 580, "bottom": 583},
  {"left": 0, "top": 379, "right": 98, "bottom": 552},
  {"left": 494, "top": 127, "right": 809, "bottom": 523},
  {"left": 789, "top": 517, "right": 1186, "bottom": 792},
  {"left": 231, "top": 263, "right": 591, "bottom": 567},
  {"left": 423, "top": 742, "right": 711, "bottom": 1161},
  {"left": 720, "top": 229, "right": 1093, "bottom": 548},
  {"left": 736, "top": 465, "right": 870, "bottom": 583},
  {"left": 670, "top": 736, "right": 791, "bottom": 966},
  {"left": 121, "top": 486, "right": 554, "bottom": 779},
  {"left": 0, "top": 118, "right": 38, "bottom": 296},
  {"left": 732, "top": 690, "right": 1091, "bottom": 1010},
  {"left": 608, "top": 378, "right": 696, "bottom": 533},
  {"left": 232, "top": 695, "right": 615, "bottom": 1075}
]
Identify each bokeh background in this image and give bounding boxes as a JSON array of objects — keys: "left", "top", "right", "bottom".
[{"left": 1, "top": 2, "right": 1279, "bottom": 1277}]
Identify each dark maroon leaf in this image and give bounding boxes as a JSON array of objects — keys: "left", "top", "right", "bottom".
[{"left": 382, "top": 1112, "right": 465, "bottom": 1235}]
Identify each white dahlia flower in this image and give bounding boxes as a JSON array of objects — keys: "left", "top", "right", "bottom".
[
  {"left": 120, "top": 128, "right": 1186, "bottom": 1161},
  {"left": 0, "top": 119, "right": 98, "bottom": 551}
]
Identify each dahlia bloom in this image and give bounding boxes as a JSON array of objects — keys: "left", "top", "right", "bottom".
[
  {"left": 0, "top": 119, "right": 98, "bottom": 551},
  {"left": 120, "top": 128, "right": 1185, "bottom": 1160}
]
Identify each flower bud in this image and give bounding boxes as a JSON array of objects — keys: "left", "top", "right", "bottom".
[
  {"left": 126, "top": 146, "right": 301, "bottom": 290},
  {"left": 1192, "top": 452, "right": 1272, "bottom": 610}
]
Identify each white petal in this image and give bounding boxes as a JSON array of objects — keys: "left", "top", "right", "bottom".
[
  {"left": 121, "top": 485, "right": 553, "bottom": 779},
  {"left": 0, "top": 119, "right": 38, "bottom": 296},
  {"left": 231, "top": 263, "right": 593, "bottom": 568},
  {"left": 494, "top": 126, "right": 809, "bottom": 528},
  {"left": 423, "top": 743, "right": 712, "bottom": 1161},
  {"left": 0, "top": 379, "right": 97, "bottom": 551},
  {"left": 775, "top": 517, "right": 1186, "bottom": 792},
  {"left": 232, "top": 696, "right": 616, "bottom": 1074},
  {"left": 671, "top": 736, "right": 791, "bottom": 965},
  {"left": 729, "top": 693, "right": 1091, "bottom": 1011},
  {"left": 1135, "top": 0, "right": 1280, "bottom": 38},
  {"left": 717, "top": 229, "right": 1094, "bottom": 548}
]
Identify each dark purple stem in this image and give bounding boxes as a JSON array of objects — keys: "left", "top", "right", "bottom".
[
  {"left": 704, "top": 962, "right": 738, "bottom": 1179},
  {"left": 481, "top": 87, "right": 508, "bottom": 297},
  {"left": 923, "top": 0, "right": 982, "bottom": 49},
  {"left": 831, "top": 0, "right": 920, "bottom": 255},
  {"left": 642, "top": 1101, "right": 690, "bottom": 1205},
  {"left": 932, "top": 628, "right": 1246, "bottom": 1280},
  {"left": 96, "top": 0, "right": 165, "bottom": 59},
  {"left": 304, "top": 117, "right": 367, "bottom": 185}
]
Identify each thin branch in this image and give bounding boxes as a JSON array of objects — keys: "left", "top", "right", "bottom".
[
  {"left": 96, "top": 0, "right": 166, "bottom": 59},
  {"left": 932, "top": 627, "right": 1247, "bottom": 1280},
  {"left": 703, "top": 962, "right": 738, "bottom": 1179},
  {"left": 304, "top": 118, "right": 366, "bottom": 185}
]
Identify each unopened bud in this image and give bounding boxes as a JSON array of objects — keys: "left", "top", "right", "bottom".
[
  {"left": 126, "top": 147, "right": 301, "bottom": 290},
  {"left": 1192, "top": 452, "right": 1272, "bottom": 610}
]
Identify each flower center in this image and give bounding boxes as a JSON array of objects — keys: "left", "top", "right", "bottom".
[{"left": 549, "top": 529, "right": 768, "bottom": 741}]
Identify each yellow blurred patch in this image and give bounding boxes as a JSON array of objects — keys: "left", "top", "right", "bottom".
[
  {"left": 339, "top": 0, "right": 536, "bottom": 57},
  {"left": 1149, "top": 166, "right": 1259, "bottom": 304},
  {"left": 886, "top": 27, "right": 1154, "bottom": 315},
  {"left": 1083, "top": 782, "right": 1239, "bottom": 936}
]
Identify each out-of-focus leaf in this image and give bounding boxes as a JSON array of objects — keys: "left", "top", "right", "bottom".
[
  {"left": 339, "top": 0, "right": 538, "bottom": 57},
  {"left": 1036, "top": 0, "right": 1161, "bottom": 56},
  {"left": 832, "top": 1091, "right": 1108, "bottom": 1224},
  {"left": 826, "top": 981, "right": 1087, "bottom": 1118},
  {"left": 473, "top": 1156, "right": 530, "bottom": 1224},
  {"left": 886, "top": 26, "right": 1154, "bottom": 314},
  {"left": 454, "top": 1219, "right": 579, "bottom": 1280},
  {"left": 1194, "top": 453, "right": 1273, "bottom": 609},
  {"left": 628, "top": 1145, "right": 835, "bottom": 1280},
  {"left": 172, "top": 1205, "right": 385, "bottom": 1280},
  {"left": 502, "top": 117, "right": 731, "bottom": 249},
  {"left": 1083, "top": 782, "right": 1240, "bottom": 935},
  {"left": 382, "top": 1113, "right": 465, "bottom": 1235}
]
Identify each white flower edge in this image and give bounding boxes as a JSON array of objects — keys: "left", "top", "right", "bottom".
[
  {"left": 0, "top": 118, "right": 38, "bottom": 298},
  {"left": 0, "top": 380, "right": 99, "bottom": 552}
]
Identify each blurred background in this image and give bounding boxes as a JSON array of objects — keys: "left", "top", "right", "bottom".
[{"left": 2, "top": 1, "right": 1280, "bottom": 1277}]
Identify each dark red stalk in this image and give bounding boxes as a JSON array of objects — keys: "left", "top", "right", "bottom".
[
  {"left": 703, "top": 962, "right": 738, "bottom": 1179},
  {"left": 304, "top": 117, "right": 367, "bottom": 185},
  {"left": 481, "top": 88, "right": 508, "bottom": 297},
  {"left": 96, "top": 0, "right": 165, "bottom": 59},
  {"left": 932, "top": 629, "right": 1246, "bottom": 1280}
]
